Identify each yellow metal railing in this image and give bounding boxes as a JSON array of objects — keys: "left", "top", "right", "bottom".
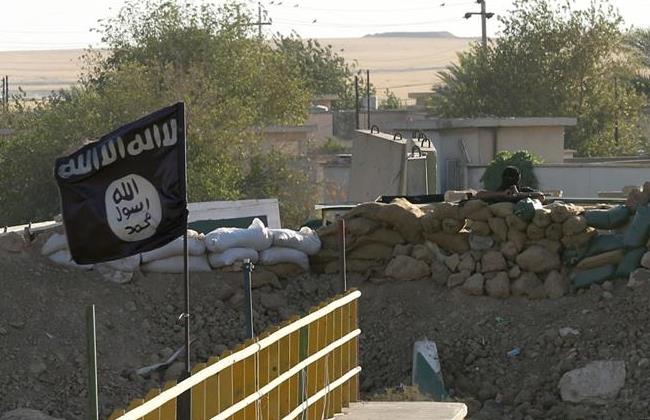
[{"left": 108, "top": 289, "right": 361, "bottom": 420}]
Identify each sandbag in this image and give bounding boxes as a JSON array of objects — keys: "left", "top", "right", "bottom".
[
  {"left": 513, "top": 198, "right": 543, "bottom": 222},
  {"left": 623, "top": 205, "right": 650, "bottom": 248},
  {"left": 259, "top": 247, "right": 309, "bottom": 271},
  {"left": 48, "top": 250, "right": 93, "bottom": 270},
  {"left": 583, "top": 205, "right": 630, "bottom": 229},
  {"left": 41, "top": 233, "right": 68, "bottom": 255},
  {"left": 615, "top": 247, "right": 646, "bottom": 278},
  {"left": 141, "top": 230, "right": 206, "bottom": 263},
  {"left": 142, "top": 255, "right": 211, "bottom": 273},
  {"left": 270, "top": 227, "right": 321, "bottom": 255},
  {"left": 563, "top": 246, "right": 588, "bottom": 266},
  {"left": 205, "top": 218, "right": 273, "bottom": 253},
  {"left": 576, "top": 249, "right": 625, "bottom": 271},
  {"left": 584, "top": 234, "right": 624, "bottom": 257},
  {"left": 572, "top": 265, "right": 616, "bottom": 289},
  {"left": 208, "top": 248, "right": 259, "bottom": 268}
]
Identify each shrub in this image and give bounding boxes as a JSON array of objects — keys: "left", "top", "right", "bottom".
[{"left": 481, "top": 150, "right": 542, "bottom": 191}]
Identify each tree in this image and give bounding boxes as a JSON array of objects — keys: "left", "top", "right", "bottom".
[
  {"left": 274, "top": 34, "right": 374, "bottom": 110},
  {"left": 430, "top": 0, "right": 647, "bottom": 157},
  {"left": 380, "top": 89, "right": 402, "bottom": 110},
  {"left": 0, "top": 0, "right": 314, "bottom": 226},
  {"left": 481, "top": 150, "right": 542, "bottom": 191}
]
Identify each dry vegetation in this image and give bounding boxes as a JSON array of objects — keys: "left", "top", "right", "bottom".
[{"left": 0, "top": 37, "right": 471, "bottom": 101}]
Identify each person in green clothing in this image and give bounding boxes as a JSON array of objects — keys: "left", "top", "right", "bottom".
[{"left": 475, "top": 166, "right": 544, "bottom": 203}]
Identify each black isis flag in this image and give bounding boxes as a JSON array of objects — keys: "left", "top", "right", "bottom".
[{"left": 55, "top": 102, "right": 188, "bottom": 264}]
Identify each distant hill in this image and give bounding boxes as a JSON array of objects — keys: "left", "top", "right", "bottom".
[{"left": 364, "top": 31, "right": 458, "bottom": 38}]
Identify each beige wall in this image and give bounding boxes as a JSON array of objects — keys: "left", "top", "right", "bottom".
[
  {"left": 261, "top": 131, "right": 311, "bottom": 156},
  {"left": 306, "top": 112, "right": 334, "bottom": 143},
  {"left": 496, "top": 126, "right": 565, "bottom": 163}
]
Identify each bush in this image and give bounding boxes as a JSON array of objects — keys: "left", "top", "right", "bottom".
[{"left": 481, "top": 150, "right": 542, "bottom": 191}]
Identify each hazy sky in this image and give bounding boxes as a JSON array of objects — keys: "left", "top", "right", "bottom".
[{"left": 1, "top": 0, "right": 648, "bottom": 51}]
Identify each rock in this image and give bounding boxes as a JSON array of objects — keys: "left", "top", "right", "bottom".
[
  {"left": 384, "top": 255, "right": 430, "bottom": 281},
  {"left": 447, "top": 270, "right": 471, "bottom": 288},
  {"left": 511, "top": 272, "right": 542, "bottom": 297},
  {"left": 532, "top": 208, "right": 552, "bottom": 228},
  {"left": 481, "top": 250, "right": 507, "bottom": 273},
  {"left": 0, "top": 409, "right": 64, "bottom": 420},
  {"left": 348, "top": 243, "right": 393, "bottom": 260},
  {"left": 420, "top": 212, "right": 442, "bottom": 235},
  {"left": 485, "top": 272, "right": 510, "bottom": 298},
  {"left": 0, "top": 232, "right": 25, "bottom": 253},
  {"left": 506, "top": 214, "right": 528, "bottom": 232},
  {"left": 500, "top": 241, "right": 519, "bottom": 260},
  {"left": 469, "top": 234, "right": 494, "bottom": 251},
  {"left": 459, "top": 199, "right": 487, "bottom": 218},
  {"left": 259, "top": 292, "right": 287, "bottom": 311},
  {"left": 444, "top": 253, "right": 460, "bottom": 272},
  {"left": 252, "top": 270, "right": 281, "bottom": 289},
  {"left": 526, "top": 223, "right": 545, "bottom": 241},
  {"left": 430, "top": 260, "right": 451, "bottom": 287},
  {"left": 462, "top": 273, "right": 485, "bottom": 296},
  {"left": 563, "top": 215, "right": 588, "bottom": 236},
  {"left": 529, "top": 284, "right": 548, "bottom": 300},
  {"left": 559, "top": 360, "right": 626, "bottom": 404},
  {"left": 28, "top": 360, "right": 47, "bottom": 376},
  {"left": 425, "top": 232, "right": 469, "bottom": 254},
  {"left": 164, "top": 361, "right": 186, "bottom": 381},
  {"left": 641, "top": 252, "right": 650, "bottom": 269},
  {"left": 458, "top": 254, "right": 475, "bottom": 272},
  {"left": 559, "top": 327, "right": 580, "bottom": 337},
  {"left": 544, "top": 270, "right": 568, "bottom": 298},
  {"left": 508, "top": 229, "right": 527, "bottom": 252},
  {"left": 467, "top": 220, "right": 491, "bottom": 236},
  {"left": 545, "top": 223, "right": 563, "bottom": 241},
  {"left": 345, "top": 199, "right": 424, "bottom": 243},
  {"left": 411, "top": 244, "right": 433, "bottom": 262},
  {"left": 535, "top": 238, "right": 562, "bottom": 255},
  {"left": 442, "top": 218, "right": 464, "bottom": 234},
  {"left": 488, "top": 218, "right": 507, "bottom": 242},
  {"left": 356, "top": 229, "right": 405, "bottom": 247},
  {"left": 264, "top": 263, "right": 304, "bottom": 278},
  {"left": 345, "top": 217, "right": 381, "bottom": 236},
  {"left": 392, "top": 243, "right": 413, "bottom": 257},
  {"left": 489, "top": 202, "right": 514, "bottom": 218},
  {"left": 627, "top": 268, "right": 650, "bottom": 288},
  {"left": 516, "top": 246, "right": 561, "bottom": 273},
  {"left": 561, "top": 227, "right": 597, "bottom": 249},
  {"left": 430, "top": 201, "right": 460, "bottom": 219},
  {"left": 466, "top": 206, "right": 493, "bottom": 222},
  {"left": 508, "top": 265, "right": 521, "bottom": 279},
  {"left": 576, "top": 250, "right": 625, "bottom": 271}
]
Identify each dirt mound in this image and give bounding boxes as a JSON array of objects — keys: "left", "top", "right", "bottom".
[{"left": 3, "top": 241, "right": 650, "bottom": 419}]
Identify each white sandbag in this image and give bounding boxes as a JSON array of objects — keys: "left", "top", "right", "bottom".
[
  {"left": 259, "top": 247, "right": 309, "bottom": 271},
  {"left": 96, "top": 254, "right": 141, "bottom": 272},
  {"left": 270, "top": 227, "right": 321, "bottom": 255},
  {"left": 41, "top": 233, "right": 68, "bottom": 256},
  {"left": 208, "top": 248, "right": 259, "bottom": 268},
  {"left": 141, "top": 230, "right": 205, "bottom": 263},
  {"left": 48, "top": 249, "right": 94, "bottom": 270},
  {"left": 141, "top": 255, "right": 211, "bottom": 273},
  {"left": 205, "top": 218, "right": 273, "bottom": 253}
]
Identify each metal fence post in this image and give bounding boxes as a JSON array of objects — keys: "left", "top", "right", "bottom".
[
  {"left": 243, "top": 258, "right": 254, "bottom": 339},
  {"left": 338, "top": 219, "right": 347, "bottom": 292},
  {"left": 86, "top": 305, "right": 99, "bottom": 420}
]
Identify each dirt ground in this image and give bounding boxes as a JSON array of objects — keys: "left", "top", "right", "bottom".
[{"left": 2, "top": 245, "right": 650, "bottom": 419}]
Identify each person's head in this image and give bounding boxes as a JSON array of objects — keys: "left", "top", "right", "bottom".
[{"left": 499, "top": 166, "right": 521, "bottom": 190}]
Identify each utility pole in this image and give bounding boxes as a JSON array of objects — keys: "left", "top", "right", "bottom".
[
  {"left": 464, "top": 0, "right": 494, "bottom": 48},
  {"left": 256, "top": 2, "right": 271, "bottom": 38}
]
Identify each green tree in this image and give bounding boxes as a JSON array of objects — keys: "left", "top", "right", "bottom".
[
  {"left": 275, "top": 34, "right": 374, "bottom": 110},
  {"left": 0, "top": 0, "right": 314, "bottom": 226},
  {"left": 430, "top": 0, "right": 647, "bottom": 157},
  {"left": 481, "top": 150, "right": 542, "bottom": 191},
  {"left": 380, "top": 89, "right": 402, "bottom": 110}
]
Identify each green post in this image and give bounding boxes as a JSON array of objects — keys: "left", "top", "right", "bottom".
[{"left": 86, "top": 305, "right": 99, "bottom": 420}]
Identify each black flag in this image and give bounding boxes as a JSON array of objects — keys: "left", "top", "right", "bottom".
[{"left": 55, "top": 102, "right": 187, "bottom": 264}]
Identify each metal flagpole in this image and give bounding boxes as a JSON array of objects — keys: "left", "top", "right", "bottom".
[{"left": 177, "top": 103, "right": 192, "bottom": 419}]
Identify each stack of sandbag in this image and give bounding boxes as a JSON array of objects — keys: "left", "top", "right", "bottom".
[
  {"left": 141, "top": 230, "right": 209, "bottom": 273},
  {"left": 312, "top": 198, "right": 420, "bottom": 274},
  {"left": 41, "top": 232, "right": 94, "bottom": 271},
  {"left": 625, "top": 182, "right": 650, "bottom": 212},
  {"left": 258, "top": 226, "right": 320, "bottom": 277}
]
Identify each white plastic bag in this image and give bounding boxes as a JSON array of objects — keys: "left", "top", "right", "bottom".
[
  {"left": 259, "top": 247, "right": 309, "bottom": 271},
  {"left": 141, "top": 230, "right": 206, "bottom": 263},
  {"left": 41, "top": 233, "right": 68, "bottom": 256},
  {"left": 48, "top": 249, "right": 94, "bottom": 270},
  {"left": 208, "top": 248, "right": 259, "bottom": 268},
  {"left": 142, "top": 255, "right": 212, "bottom": 273},
  {"left": 205, "top": 218, "right": 273, "bottom": 253},
  {"left": 271, "top": 227, "right": 321, "bottom": 255}
]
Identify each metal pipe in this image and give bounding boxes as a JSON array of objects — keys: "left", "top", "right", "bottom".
[
  {"left": 366, "top": 70, "right": 370, "bottom": 130},
  {"left": 243, "top": 258, "right": 254, "bottom": 339},
  {"left": 86, "top": 305, "right": 99, "bottom": 420},
  {"left": 338, "top": 219, "right": 347, "bottom": 292},
  {"left": 354, "top": 75, "right": 360, "bottom": 130}
]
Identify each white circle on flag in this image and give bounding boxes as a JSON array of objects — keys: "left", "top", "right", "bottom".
[{"left": 105, "top": 174, "right": 162, "bottom": 242}]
